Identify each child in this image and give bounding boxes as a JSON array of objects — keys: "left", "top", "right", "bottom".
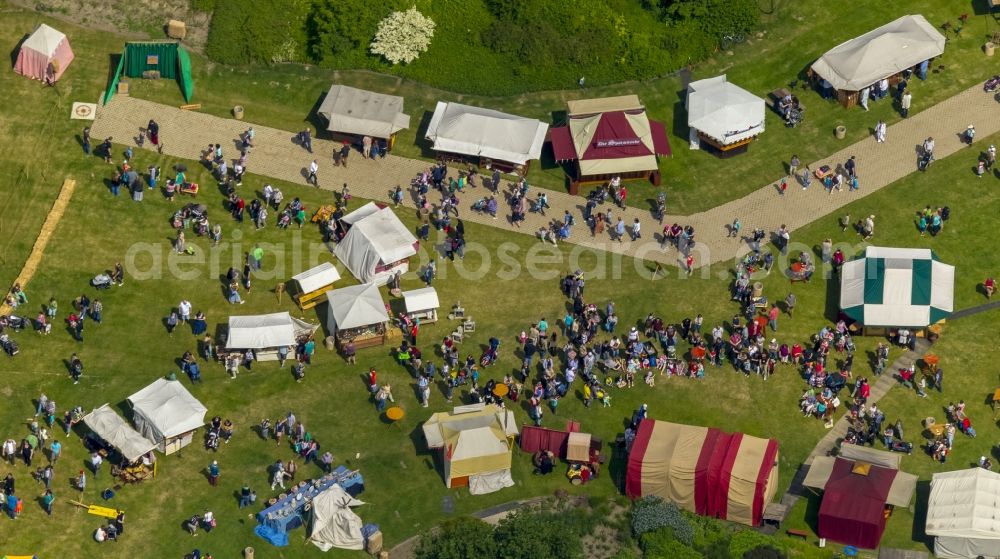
[{"left": 644, "top": 370, "right": 655, "bottom": 386}]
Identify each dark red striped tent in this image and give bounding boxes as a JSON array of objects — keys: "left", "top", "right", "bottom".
[{"left": 625, "top": 420, "right": 779, "bottom": 526}]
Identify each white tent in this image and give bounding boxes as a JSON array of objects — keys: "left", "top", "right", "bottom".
[
  {"left": 811, "top": 14, "right": 945, "bottom": 92},
  {"left": 334, "top": 204, "right": 417, "bottom": 285},
  {"left": 13, "top": 23, "right": 74, "bottom": 83},
  {"left": 422, "top": 404, "right": 519, "bottom": 493},
  {"left": 226, "top": 312, "right": 319, "bottom": 351},
  {"left": 293, "top": 262, "right": 341, "bottom": 295},
  {"left": 83, "top": 404, "right": 157, "bottom": 463},
  {"left": 308, "top": 483, "right": 366, "bottom": 551},
  {"left": 402, "top": 287, "right": 439, "bottom": 322},
  {"left": 926, "top": 468, "right": 1000, "bottom": 559},
  {"left": 317, "top": 84, "right": 410, "bottom": 140},
  {"left": 325, "top": 283, "right": 389, "bottom": 331},
  {"left": 840, "top": 246, "right": 954, "bottom": 328},
  {"left": 128, "top": 379, "right": 207, "bottom": 454},
  {"left": 425, "top": 101, "right": 548, "bottom": 166},
  {"left": 686, "top": 75, "right": 765, "bottom": 146}
]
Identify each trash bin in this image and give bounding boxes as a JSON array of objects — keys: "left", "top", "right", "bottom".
[
  {"left": 834, "top": 125, "right": 846, "bottom": 139},
  {"left": 986, "top": 42, "right": 996, "bottom": 57},
  {"left": 324, "top": 335, "right": 335, "bottom": 351},
  {"left": 244, "top": 546, "right": 254, "bottom": 559},
  {"left": 233, "top": 105, "right": 245, "bottom": 120}
]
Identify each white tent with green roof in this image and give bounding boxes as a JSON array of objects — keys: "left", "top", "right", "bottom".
[{"left": 839, "top": 246, "right": 954, "bottom": 328}]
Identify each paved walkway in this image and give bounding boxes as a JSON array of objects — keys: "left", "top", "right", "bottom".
[{"left": 91, "top": 83, "right": 1000, "bottom": 269}]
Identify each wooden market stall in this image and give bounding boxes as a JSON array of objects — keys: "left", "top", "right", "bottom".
[
  {"left": 83, "top": 404, "right": 158, "bottom": 483},
  {"left": 401, "top": 287, "right": 440, "bottom": 323},
  {"left": 424, "top": 101, "right": 548, "bottom": 174},
  {"left": 317, "top": 84, "right": 410, "bottom": 151},
  {"left": 291, "top": 262, "right": 341, "bottom": 310},
  {"left": 325, "top": 283, "right": 390, "bottom": 350}
]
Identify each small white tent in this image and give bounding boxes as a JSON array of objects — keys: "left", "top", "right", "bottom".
[
  {"left": 425, "top": 101, "right": 548, "bottom": 167},
  {"left": 334, "top": 203, "right": 417, "bottom": 285},
  {"left": 686, "top": 75, "right": 765, "bottom": 147},
  {"left": 14, "top": 23, "right": 74, "bottom": 83},
  {"left": 128, "top": 379, "right": 207, "bottom": 454},
  {"left": 83, "top": 404, "right": 157, "bottom": 463},
  {"left": 402, "top": 287, "right": 440, "bottom": 322},
  {"left": 293, "top": 262, "right": 341, "bottom": 295},
  {"left": 226, "top": 312, "right": 319, "bottom": 359},
  {"left": 308, "top": 484, "right": 366, "bottom": 551},
  {"left": 926, "top": 468, "right": 1000, "bottom": 559}
]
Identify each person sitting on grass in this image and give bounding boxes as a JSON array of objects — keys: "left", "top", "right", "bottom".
[{"left": 985, "top": 277, "right": 996, "bottom": 299}]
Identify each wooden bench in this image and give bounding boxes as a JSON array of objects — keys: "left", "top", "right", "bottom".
[
  {"left": 786, "top": 528, "right": 809, "bottom": 540},
  {"left": 294, "top": 285, "right": 333, "bottom": 310}
]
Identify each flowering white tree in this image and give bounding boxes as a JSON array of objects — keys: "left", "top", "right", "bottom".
[{"left": 370, "top": 6, "right": 436, "bottom": 65}]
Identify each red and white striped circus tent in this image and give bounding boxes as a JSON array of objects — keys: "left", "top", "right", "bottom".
[{"left": 625, "top": 420, "right": 779, "bottom": 526}]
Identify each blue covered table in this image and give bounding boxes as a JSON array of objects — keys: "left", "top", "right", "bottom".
[{"left": 255, "top": 466, "right": 363, "bottom": 543}]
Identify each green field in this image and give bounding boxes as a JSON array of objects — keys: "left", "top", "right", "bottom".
[{"left": 2, "top": 1, "right": 1000, "bottom": 558}]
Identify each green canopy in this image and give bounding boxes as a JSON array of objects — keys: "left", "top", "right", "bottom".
[{"left": 103, "top": 41, "right": 193, "bottom": 105}]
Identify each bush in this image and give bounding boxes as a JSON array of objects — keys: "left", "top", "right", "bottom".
[
  {"left": 631, "top": 497, "right": 695, "bottom": 545},
  {"left": 729, "top": 530, "right": 785, "bottom": 559},
  {"left": 206, "top": 0, "right": 308, "bottom": 65},
  {"left": 641, "top": 533, "right": 703, "bottom": 559},
  {"left": 494, "top": 509, "right": 584, "bottom": 559},
  {"left": 743, "top": 545, "right": 788, "bottom": 559},
  {"left": 414, "top": 517, "right": 498, "bottom": 559},
  {"left": 662, "top": 0, "right": 761, "bottom": 44},
  {"left": 369, "top": 6, "right": 436, "bottom": 65}
]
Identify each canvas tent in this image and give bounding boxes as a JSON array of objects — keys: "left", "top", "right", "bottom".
[
  {"left": 128, "top": 379, "right": 207, "bottom": 454},
  {"left": 103, "top": 41, "right": 193, "bottom": 105},
  {"left": 840, "top": 246, "right": 954, "bottom": 329},
  {"left": 293, "top": 262, "right": 341, "bottom": 295},
  {"left": 402, "top": 287, "right": 439, "bottom": 322},
  {"left": 422, "top": 404, "right": 519, "bottom": 493},
  {"left": 425, "top": 101, "right": 548, "bottom": 172},
  {"left": 816, "top": 458, "right": 899, "bottom": 549},
  {"left": 226, "top": 312, "right": 319, "bottom": 360},
  {"left": 811, "top": 15, "right": 945, "bottom": 106},
  {"left": 926, "top": 468, "right": 1000, "bottom": 559},
  {"left": 686, "top": 75, "right": 765, "bottom": 151},
  {"left": 307, "top": 483, "right": 366, "bottom": 552},
  {"left": 83, "top": 404, "right": 157, "bottom": 463},
  {"left": 334, "top": 203, "right": 417, "bottom": 285},
  {"left": 625, "top": 420, "right": 779, "bottom": 526},
  {"left": 317, "top": 85, "right": 410, "bottom": 146},
  {"left": 325, "top": 283, "right": 390, "bottom": 349},
  {"left": 549, "top": 95, "right": 672, "bottom": 187},
  {"left": 14, "top": 23, "right": 74, "bottom": 83}
]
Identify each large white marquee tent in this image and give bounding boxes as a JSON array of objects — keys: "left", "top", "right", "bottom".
[
  {"left": 425, "top": 101, "right": 548, "bottom": 167},
  {"left": 686, "top": 75, "right": 765, "bottom": 147},
  {"left": 128, "top": 379, "right": 207, "bottom": 454},
  {"left": 333, "top": 203, "right": 417, "bottom": 285},
  {"left": 926, "top": 468, "right": 1000, "bottom": 559}
]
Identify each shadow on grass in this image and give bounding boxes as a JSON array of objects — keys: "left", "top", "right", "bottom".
[
  {"left": 910, "top": 479, "right": 933, "bottom": 551},
  {"left": 415, "top": 110, "right": 436, "bottom": 159},
  {"left": 9, "top": 33, "right": 28, "bottom": 69}
]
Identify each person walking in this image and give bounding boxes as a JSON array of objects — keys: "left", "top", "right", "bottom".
[
  {"left": 76, "top": 470, "right": 86, "bottom": 493},
  {"left": 777, "top": 225, "right": 790, "bottom": 255},
  {"left": 307, "top": 159, "right": 319, "bottom": 186},
  {"left": 42, "top": 489, "right": 54, "bottom": 516},
  {"left": 207, "top": 460, "right": 220, "bottom": 486},
  {"left": 875, "top": 120, "right": 887, "bottom": 143},
  {"left": 614, "top": 218, "right": 625, "bottom": 242},
  {"left": 300, "top": 128, "right": 312, "bottom": 153},
  {"left": 339, "top": 143, "right": 351, "bottom": 168},
  {"left": 900, "top": 90, "right": 911, "bottom": 118},
  {"left": 845, "top": 156, "right": 857, "bottom": 179},
  {"left": 82, "top": 127, "right": 91, "bottom": 155},
  {"left": 789, "top": 154, "right": 799, "bottom": 177},
  {"left": 90, "top": 451, "right": 103, "bottom": 478},
  {"left": 730, "top": 218, "right": 741, "bottom": 238},
  {"left": 785, "top": 292, "right": 796, "bottom": 317}
]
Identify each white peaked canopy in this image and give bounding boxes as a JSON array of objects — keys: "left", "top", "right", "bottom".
[
  {"left": 128, "top": 379, "right": 207, "bottom": 450},
  {"left": 811, "top": 15, "right": 945, "bottom": 91},
  {"left": 686, "top": 75, "right": 765, "bottom": 145},
  {"left": 83, "top": 404, "right": 157, "bottom": 463},
  {"left": 293, "top": 262, "right": 341, "bottom": 294},
  {"left": 334, "top": 204, "right": 417, "bottom": 285},
  {"left": 14, "top": 23, "right": 74, "bottom": 82},
  {"left": 226, "top": 312, "right": 319, "bottom": 349},
  {"left": 926, "top": 468, "right": 1000, "bottom": 559},
  {"left": 425, "top": 101, "right": 548, "bottom": 166},
  {"left": 317, "top": 84, "right": 410, "bottom": 139},
  {"left": 325, "top": 283, "right": 389, "bottom": 331},
  {"left": 308, "top": 483, "right": 366, "bottom": 551},
  {"left": 840, "top": 246, "right": 954, "bottom": 328},
  {"left": 402, "top": 287, "right": 439, "bottom": 313}
]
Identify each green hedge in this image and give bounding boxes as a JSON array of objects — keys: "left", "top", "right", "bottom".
[{"left": 204, "top": 0, "right": 761, "bottom": 94}]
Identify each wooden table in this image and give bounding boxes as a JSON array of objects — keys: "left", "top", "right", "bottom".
[{"left": 386, "top": 406, "right": 404, "bottom": 428}]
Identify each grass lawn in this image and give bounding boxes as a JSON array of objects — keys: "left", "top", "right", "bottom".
[{"left": 2, "top": 3, "right": 1000, "bottom": 558}]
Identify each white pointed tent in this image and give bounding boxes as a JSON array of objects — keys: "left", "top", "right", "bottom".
[
  {"left": 334, "top": 203, "right": 417, "bottom": 285},
  {"left": 422, "top": 404, "right": 519, "bottom": 493},
  {"left": 128, "top": 379, "right": 207, "bottom": 454},
  {"left": 308, "top": 483, "right": 367, "bottom": 551},
  {"left": 317, "top": 84, "right": 410, "bottom": 141},
  {"left": 325, "top": 283, "right": 390, "bottom": 349},
  {"left": 840, "top": 246, "right": 954, "bottom": 328},
  {"left": 686, "top": 75, "right": 765, "bottom": 147},
  {"left": 14, "top": 23, "right": 74, "bottom": 83},
  {"left": 83, "top": 404, "right": 157, "bottom": 463},
  {"left": 926, "top": 468, "right": 1000, "bottom": 559},
  {"left": 811, "top": 14, "right": 945, "bottom": 92},
  {"left": 425, "top": 101, "right": 548, "bottom": 168}
]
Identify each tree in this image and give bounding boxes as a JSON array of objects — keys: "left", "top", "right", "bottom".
[
  {"left": 307, "top": 0, "right": 399, "bottom": 64},
  {"left": 494, "top": 509, "right": 584, "bottom": 559},
  {"left": 414, "top": 517, "right": 498, "bottom": 559},
  {"left": 369, "top": 6, "right": 436, "bottom": 65}
]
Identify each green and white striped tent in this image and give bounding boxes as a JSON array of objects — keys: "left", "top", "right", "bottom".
[{"left": 840, "top": 246, "right": 954, "bottom": 328}]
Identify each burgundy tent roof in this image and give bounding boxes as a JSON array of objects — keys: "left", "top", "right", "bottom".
[
  {"left": 818, "top": 458, "right": 897, "bottom": 549},
  {"left": 649, "top": 120, "right": 672, "bottom": 157},
  {"left": 548, "top": 112, "right": 671, "bottom": 164},
  {"left": 549, "top": 126, "right": 577, "bottom": 162}
]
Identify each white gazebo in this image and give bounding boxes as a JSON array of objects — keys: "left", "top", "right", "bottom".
[
  {"left": 686, "top": 75, "right": 765, "bottom": 153},
  {"left": 127, "top": 379, "right": 207, "bottom": 454},
  {"left": 325, "top": 283, "right": 390, "bottom": 350},
  {"left": 401, "top": 287, "right": 440, "bottom": 323}
]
